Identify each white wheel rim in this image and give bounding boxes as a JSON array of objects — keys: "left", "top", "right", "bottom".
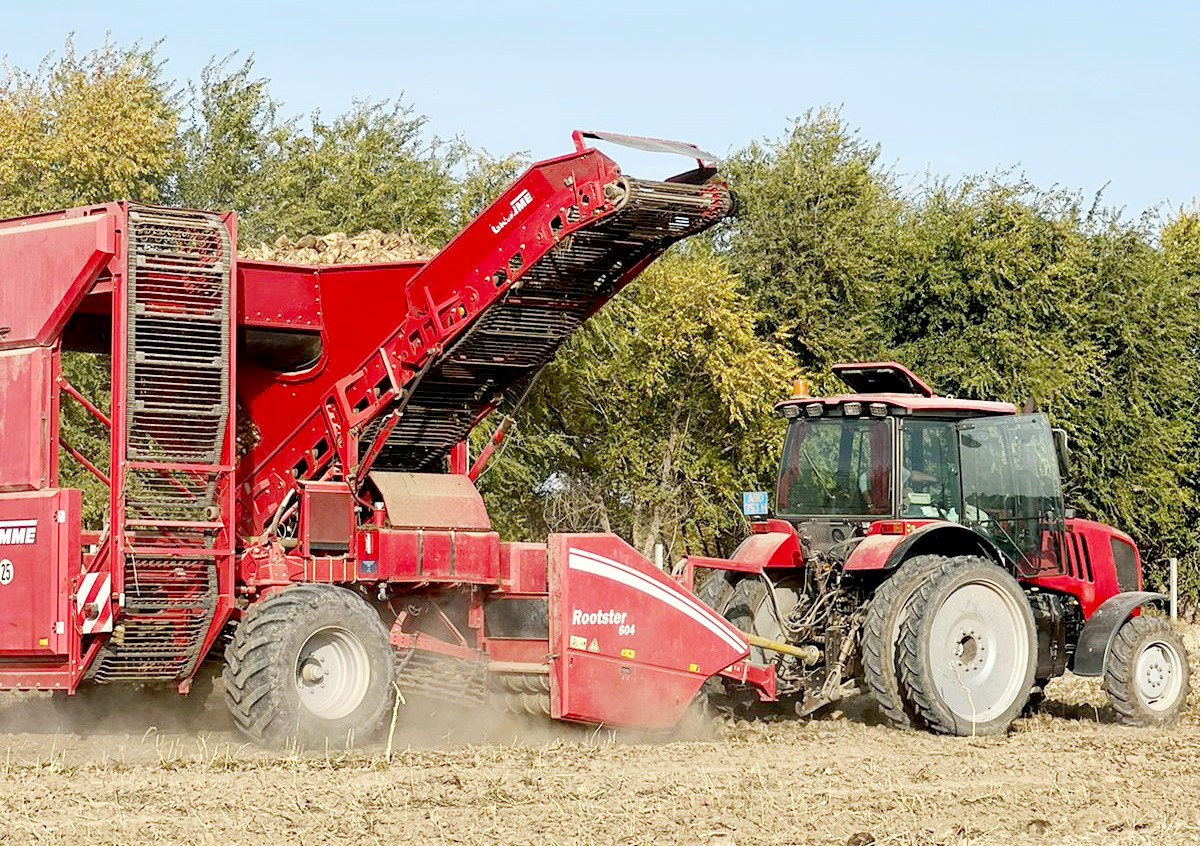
[
  {"left": 295, "top": 626, "right": 371, "bottom": 720},
  {"left": 926, "top": 578, "right": 1031, "bottom": 723},
  {"left": 1133, "top": 638, "right": 1184, "bottom": 711}
]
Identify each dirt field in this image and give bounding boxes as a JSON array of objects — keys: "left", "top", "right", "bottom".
[{"left": 0, "top": 626, "right": 1195, "bottom": 846}]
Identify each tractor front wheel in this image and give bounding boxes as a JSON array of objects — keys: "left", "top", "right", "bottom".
[
  {"left": 223, "top": 584, "right": 395, "bottom": 748},
  {"left": 1103, "top": 614, "right": 1189, "bottom": 727},
  {"left": 897, "top": 557, "right": 1036, "bottom": 735}
]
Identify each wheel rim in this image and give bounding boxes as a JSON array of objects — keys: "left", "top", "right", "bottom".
[
  {"left": 295, "top": 626, "right": 371, "bottom": 720},
  {"left": 926, "top": 578, "right": 1031, "bottom": 723},
  {"left": 1133, "top": 638, "right": 1184, "bottom": 711}
]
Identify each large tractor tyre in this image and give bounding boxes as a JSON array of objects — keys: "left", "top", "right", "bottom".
[
  {"left": 897, "top": 557, "right": 1037, "bottom": 736},
  {"left": 1103, "top": 614, "right": 1189, "bottom": 727},
  {"left": 715, "top": 576, "right": 806, "bottom": 716},
  {"left": 724, "top": 576, "right": 805, "bottom": 665},
  {"left": 861, "top": 554, "right": 948, "bottom": 729},
  {"left": 695, "top": 569, "right": 737, "bottom": 613},
  {"left": 223, "top": 584, "right": 395, "bottom": 748}
]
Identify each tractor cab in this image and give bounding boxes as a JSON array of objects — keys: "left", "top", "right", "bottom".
[{"left": 773, "top": 363, "right": 1066, "bottom": 574}]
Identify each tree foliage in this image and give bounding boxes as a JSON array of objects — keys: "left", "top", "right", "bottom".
[
  {"left": 0, "top": 39, "right": 1195, "bottom": 605},
  {"left": 477, "top": 245, "right": 796, "bottom": 558},
  {"left": 0, "top": 38, "right": 178, "bottom": 216}
]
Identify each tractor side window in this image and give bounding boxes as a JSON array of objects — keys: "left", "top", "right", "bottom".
[{"left": 900, "top": 420, "right": 962, "bottom": 521}]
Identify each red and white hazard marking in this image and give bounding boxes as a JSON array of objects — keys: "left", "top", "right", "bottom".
[{"left": 76, "top": 572, "right": 113, "bottom": 634}]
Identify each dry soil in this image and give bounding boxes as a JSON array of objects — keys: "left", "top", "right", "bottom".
[{"left": 0, "top": 625, "right": 1195, "bottom": 846}]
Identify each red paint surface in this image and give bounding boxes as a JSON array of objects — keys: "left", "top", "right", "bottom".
[{"left": 548, "top": 533, "right": 749, "bottom": 729}]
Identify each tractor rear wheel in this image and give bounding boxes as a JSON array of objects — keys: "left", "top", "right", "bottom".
[
  {"left": 897, "top": 557, "right": 1036, "bottom": 736},
  {"left": 724, "top": 576, "right": 805, "bottom": 665},
  {"left": 1103, "top": 614, "right": 1189, "bottom": 727},
  {"left": 711, "top": 575, "right": 809, "bottom": 716},
  {"left": 223, "top": 584, "right": 395, "bottom": 748},
  {"left": 861, "top": 555, "right": 946, "bottom": 729}
]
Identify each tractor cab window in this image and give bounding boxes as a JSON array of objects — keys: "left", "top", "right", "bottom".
[
  {"left": 900, "top": 420, "right": 962, "bottom": 521},
  {"left": 956, "top": 414, "right": 1064, "bottom": 574},
  {"left": 776, "top": 416, "right": 893, "bottom": 517}
]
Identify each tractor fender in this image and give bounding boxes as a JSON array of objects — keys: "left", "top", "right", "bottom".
[
  {"left": 843, "top": 521, "right": 1000, "bottom": 572},
  {"left": 1071, "top": 590, "right": 1167, "bottom": 677}
]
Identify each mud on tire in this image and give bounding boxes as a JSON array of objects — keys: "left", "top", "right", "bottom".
[
  {"left": 897, "top": 557, "right": 1037, "bottom": 736},
  {"left": 223, "top": 584, "right": 394, "bottom": 748},
  {"left": 1103, "top": 613, "right": 1189, "bottom": 727}
]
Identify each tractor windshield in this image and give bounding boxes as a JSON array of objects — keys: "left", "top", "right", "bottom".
[{"left": 776, "top": 417, "right": 893, "bottom": 516}]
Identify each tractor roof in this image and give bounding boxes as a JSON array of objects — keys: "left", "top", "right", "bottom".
[{"left": 776, "top": 361, "right": 1017, "bottom": 417}]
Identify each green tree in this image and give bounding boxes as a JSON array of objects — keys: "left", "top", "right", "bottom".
[
  {"left": 171, "top": 56, "right": 292, "bottom": 234},
  {"left": 0, "top": 38, "right": 179, "bottom": 216},
  {"left": 173, "top": 56, "right": 462, "bottom": 245},
  {"left": 477, "top": 244, "right": 797, "bottom": 560},
  {"left": 720, "top": 107, "right": 903, "bottom": 374}
]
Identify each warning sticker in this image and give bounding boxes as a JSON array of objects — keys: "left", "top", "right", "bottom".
[
  {"left": 588, "top": 638, "right": 599, "bottom": 653},
  {"left": 620, "top": 648, "right": 636, "bottom": 660},
  {"left": 688, "top": 663, "right": 701, "bottom": 673},
  {"left": 569, "top": 635, "right": 587, "bottom": 650}
]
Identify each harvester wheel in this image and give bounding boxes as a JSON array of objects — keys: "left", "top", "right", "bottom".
[
  {"left": 861, "top": 554, "right": 946, "bottom": 729},
  {"left": 1103, "top": 614, "right": 1189, "bottom": 727},
  {"left": 897, "top": 557, "right": 1036, "bottom": 736},
  {"left": 223, "top": 584, "right": 394, "bottom": 748}
]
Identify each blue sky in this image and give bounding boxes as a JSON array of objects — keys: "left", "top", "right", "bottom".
[{"left": 2, "top": 1, "right": 1197, "bottom": 217}]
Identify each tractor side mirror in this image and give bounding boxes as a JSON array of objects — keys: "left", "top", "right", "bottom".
[{"left": 1051, "top": 428, "right": 1071, "bottom": 477}]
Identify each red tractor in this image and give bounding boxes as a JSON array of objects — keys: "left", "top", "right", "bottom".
[{"left": 685, "top": 362, "right": 1189, "bottom": 733}]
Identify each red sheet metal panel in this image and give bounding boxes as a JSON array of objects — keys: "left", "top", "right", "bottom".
[
  {"left": 499, "top": 542, "right": 547, "bottom": 593},
  {"left": 547, "top": 533, "right": 749, "bottom": 730},
  {"left": 356, "top": 527, "right": 500, "bottom": 584},
  {"left": 236, "top": 261, "right": 326, "bottom": 329},
  {"left": 0, "top": 489, "right": 80, "bottom": 657},
  {"left": 0, "top": 348, "right": 54, "bottom": 491},
  {"left": 0, "top": 212, "right": 116, "bottom": 349}
]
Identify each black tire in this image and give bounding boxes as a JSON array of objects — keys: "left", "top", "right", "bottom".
[
  {"left": 1103, "top": 614, "right": 1189, "bottom": 727},
  {"left": 861, "top": 555, "right": 947, "bottom": 729},
  {"left": 695, "top": 569, "right": 736, "bottom": 612},
  {"left": 897, "top": 557, "right": 1037, "bottom": 736},
  {"left": 725, "top": 576, "right": 804, "bottom": 665},
  {"left": 223, "top": 584, "right": 395, "bottom": 748},
  {"left": 714, "top": 576, "right": 806, "bottom": 716}
]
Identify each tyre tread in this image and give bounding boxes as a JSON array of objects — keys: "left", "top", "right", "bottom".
[{"left": 1102, "top": 613, "right": 1189, "bottom": 727}]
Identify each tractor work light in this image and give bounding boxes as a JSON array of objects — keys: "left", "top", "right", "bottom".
[
  {"left": 781, "top": 404, "right": 801, "bottom": 419},
  {"left": 805, "top": 403, "right": 824, "bottom": 418},
  {"left": 842, "top": 402, "right": 862, "bottom": 417},
  {"left": 869, "top": 402, "right": 888, "bottom": 417}
]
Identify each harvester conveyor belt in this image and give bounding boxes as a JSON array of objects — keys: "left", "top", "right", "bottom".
[{"left": 372, "top": 177, "right": 731, "bottom": 471}]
